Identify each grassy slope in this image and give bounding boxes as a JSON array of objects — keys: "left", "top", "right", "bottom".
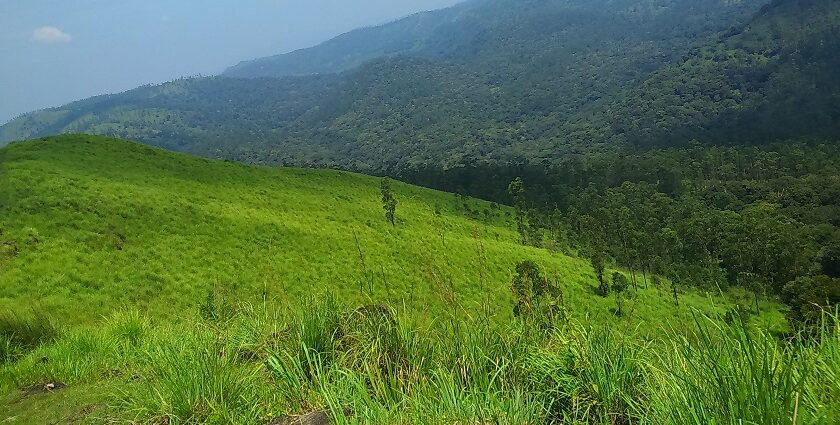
[
  {"left": 0, "top": 135, "right": 780, "bottom": 329},
  {"left": 0, "top": 135, "right": 801, "bottom": 423}
]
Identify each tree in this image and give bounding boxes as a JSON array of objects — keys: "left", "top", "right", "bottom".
[
  {"left": 508, "top": 177, "right": 527, "bottom": 244},
  {"left": 591, "top": 251, "right": 608, "bottom": 296},
  {"left": 820, "top": 240, "right": 840, "bottom": 278},
  {"left": 511, "top": 260, "right": 564, "bottom": 328},
  {"left": 380, "top": 178, "right": 397, "bottom": 226},
  {"left": 671, "top": 278, "right": 680, "bottom": 307},
  {"left": 612, "top": 272, "right": 629, "bottom": 316},
  {"left": 512, "top": 260, "right": 543, "bottom": 318},
  {"left": 783, "top": 275, "right": 840, "bottom": 330}
]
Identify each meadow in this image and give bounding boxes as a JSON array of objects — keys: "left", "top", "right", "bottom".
[
  {"left": 0, "top": 135, "right": 817, "bottom": 423},
  {"left": 0, "top": 135, "right": 778, "bottom": 328}
]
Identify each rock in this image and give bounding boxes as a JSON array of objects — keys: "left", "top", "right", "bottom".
[
  {"left": 267, "top": 406, "right": 353, "bottom": 425},
  {"left": 21, "top": 381, "right": 66, "bottom": 395}
]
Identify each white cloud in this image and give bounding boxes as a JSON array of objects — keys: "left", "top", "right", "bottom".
[{"left": 31, "top": 26, "right": 73, "bottom": 44}]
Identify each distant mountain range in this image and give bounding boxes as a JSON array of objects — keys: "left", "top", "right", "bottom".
[{"left": 2, "top": 0, "right": 838, "bottom": 173}]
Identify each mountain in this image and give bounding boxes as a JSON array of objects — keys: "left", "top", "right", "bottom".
[
  {"left": 608, "top": 0, "right": 840, "bottom": 147},
  {"left": 225, "top": 0, "right": 767, "bottom": 79},
  {"left": 0, "top": 0, "right": 783, "bottom": 172},
  {"left": 223, "top": 2, "right": 471, "bottom": 78},
  {"left": 0, "top": 76, "right": 339, "bottom": 157}
]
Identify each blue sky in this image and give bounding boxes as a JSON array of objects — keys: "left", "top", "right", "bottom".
[{"left": 0, "top": 0, "right": 463, "bottom": 124}]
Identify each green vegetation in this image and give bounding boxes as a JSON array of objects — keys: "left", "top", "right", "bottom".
[
  {"left": 1, "top": 134, "right": 809, "bottom": 423},
  {"left": 1, "top": 299, "right": 837, "bottom": 424},
  {"left": 1, "top": 0, "right": 789, "bottom": 171},
  {"left": 406, "top": 142, "right": 840, "bottom": 330},
  {"left": 1, "top": 0, "right": 838, "bottom": 419},
  {"left": 1, "top": 136, "right": 765, "bottom": 327},
  {"left": 0, "top": 75, "right": 339, "bottom": 155},
  {"left": 609, "top": 0, "right": 840, "bottom": 147},
  {"left": 379, "top": 178, "right": 397, "bottom": 226},
  {"left": 2, "top": 1, "right": 837, "bottom": 174}
]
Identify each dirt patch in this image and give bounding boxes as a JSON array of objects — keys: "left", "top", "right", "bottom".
[
  {"left": 20, "top": 381, "right": 66, "bottom": 396},
  {"left": 267, "top": 406, "right": 353, "bottom": 425}
]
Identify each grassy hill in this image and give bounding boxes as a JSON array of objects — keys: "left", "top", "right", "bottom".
[
  {"left": 0, "top": 135, "right": 772, "bottom": 327},
  {"left": 2, "top": 136, "right": 837, "bottom": 424}
]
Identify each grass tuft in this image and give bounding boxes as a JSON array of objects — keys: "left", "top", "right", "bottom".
[{"left": 0, "top": 312, "right": 59, "bottom": 363}]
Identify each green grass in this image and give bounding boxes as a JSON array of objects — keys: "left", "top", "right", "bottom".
[
  {"left": 0, "top": 313, "right": 58, "bottom": 363},
  {"left": 0, "top": 301, "right": 836, "bottom": 424},
  {"left": 0, "top": 135, "right": 778, "bottom": 331},
  {"left": 0, "top": 135, "right": 806, "bottom": 423}
]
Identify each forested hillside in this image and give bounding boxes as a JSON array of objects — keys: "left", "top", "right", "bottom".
[
  {"left": 608, "top": 0, "right": 840, "bottom": 147},
  {"left": 1, "top": 0, "right": 803, "bottom": 172},
  {"left": 223, "top": 2, "right": 471, "bottom": 78},
  {"left": 3, "top": 1, "right": 840, "bottom": 422},
  {"left": 0, "top": 76, "right": 339, "bottom": 157},
  {"left": 225, "top": 0, "right": 764, "bottom": 79},
  {"left": 402, "top": 141, "right": 840, "bottom": 328}
]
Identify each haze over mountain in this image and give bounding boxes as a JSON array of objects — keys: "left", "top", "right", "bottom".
[{"left": 0, "top": 0, "right": 462, "bottom": 125}]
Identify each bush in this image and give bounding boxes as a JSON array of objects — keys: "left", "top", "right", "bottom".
[{"left": 529, "top": 325, "right": 645, "bottom": 423}]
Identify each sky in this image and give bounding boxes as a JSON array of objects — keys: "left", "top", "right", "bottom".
[{"left": 0, "top": 0, "right": 463, "bottom": 125}]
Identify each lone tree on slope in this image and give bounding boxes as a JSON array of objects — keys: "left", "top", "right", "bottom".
[
  {"left": 381, "top": 178, "right": 397, "bottom": 226},
  {"left": 508, "top": 177, "right": 527, "bottom": 244},
  {"left": 591, "top": 251, "right": 608, "bottom": 296},
  {"left": 611, "top": 272, "right": 629, "bottom": 316}
]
